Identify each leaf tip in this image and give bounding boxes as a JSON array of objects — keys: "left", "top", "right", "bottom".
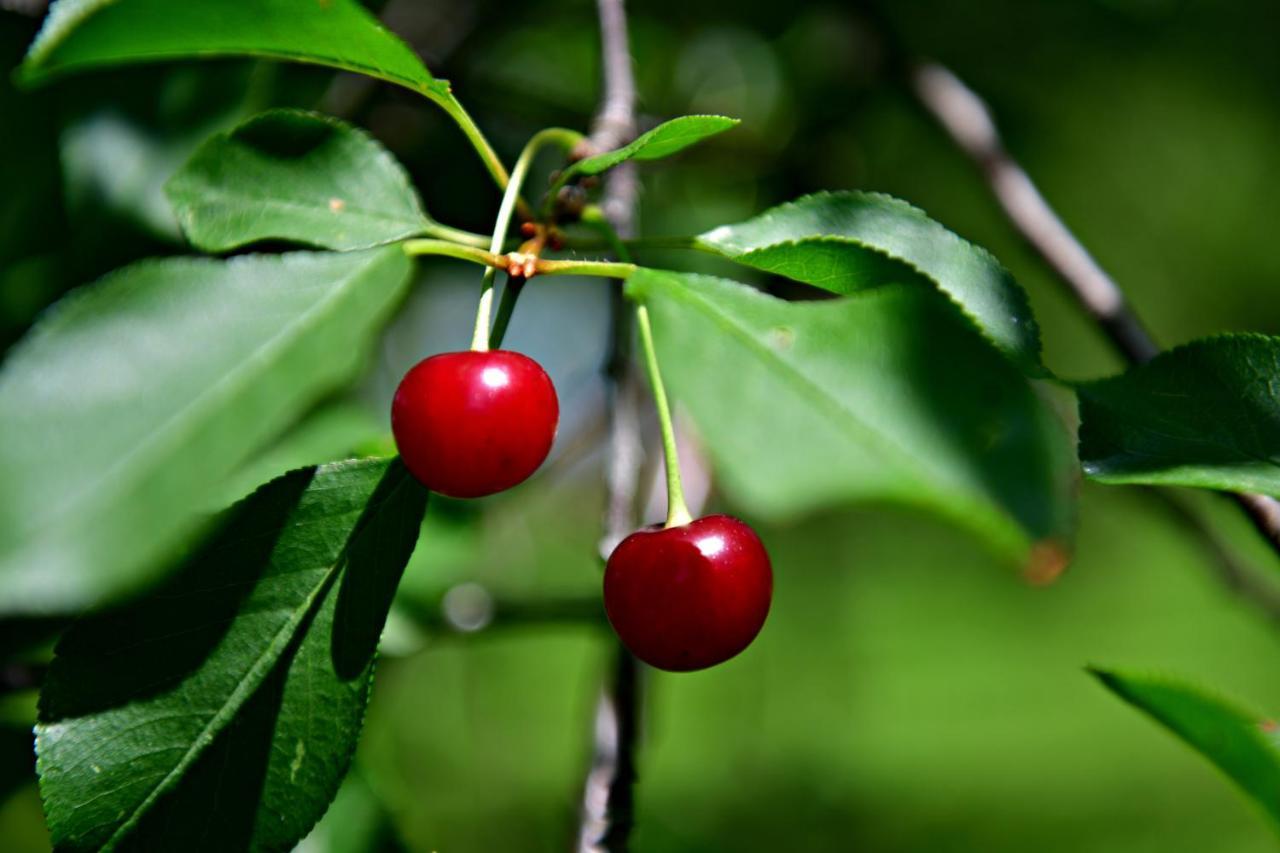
[{"left": 1023, "top": 538, "right": 1072, "bottom": 586}]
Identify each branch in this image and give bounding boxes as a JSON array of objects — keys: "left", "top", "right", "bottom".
[
  {"left": 1149, "top": 491, "right": 1280, "bottom": 624},
  {"left": 909, "top": 63, "right": 1158, "bottom": 363},
  {"left": 906, "top": 56, "right": 1280, "bottom": 591},
  {"left": 578, "top": 2, "right": 643, "bottom": 850}
]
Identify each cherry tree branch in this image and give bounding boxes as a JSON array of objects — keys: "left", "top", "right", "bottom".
[
  {"left": 907, "top": 57, "right": 1280, "bottom": 612},
  {"left": 577, "top": 2, "right": 644, "bottom": 851}
]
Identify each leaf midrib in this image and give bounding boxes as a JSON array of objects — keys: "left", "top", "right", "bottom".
[
  {"left": 98, "top": 459, "right": 408, "bottom": 849},
  {"left": 99, "top": 554, "right": 340, "bottom": 851},
  {"left": 655, "top": 278, "right": 1020, "bottom": 539}
]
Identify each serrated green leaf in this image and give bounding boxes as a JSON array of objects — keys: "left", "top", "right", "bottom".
[
  {"left": 19, "top": 0, "right": 446, "bottom": 99},
  {"left": 0, "top": 247, "right": 411, "bottom": 616},
  {"left": 627, "top": 269, "right": 1074, "bottom": 567},
  {"left": 167, "top": 110, "right": 431, "bottom": 252},
  {"left": 1092, "top": 668, "right": 1280, "bottom": 835},
  {"left": 36, "top": 457, "right": 427, "bottom": 852},
  {"left": 563, "top": 115, "right": 738, "bottom": 181},
  {"left": 1078, "top": 335, "right": 1280, "bottom": 495},
  {"left": 696, "top": 191, "right": 1043, "bottom": 373}
]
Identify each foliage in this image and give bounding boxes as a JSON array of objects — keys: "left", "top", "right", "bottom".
[
  {"left": 1, "top": 0, "right": 1278, "bottom": 849},
  {"left": 1092, "top": 668, "right": 1280, "bottom": 835},
  {"left": 167, "top": 109, "right": 433, "bottom": 252}
]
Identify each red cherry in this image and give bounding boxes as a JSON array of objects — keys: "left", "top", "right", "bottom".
[
  {"left": 603, "top": 515, "right": 772, "bottom": 672},
  {"left": 391, "top": 350, "right": 558, "bottom": 498}
]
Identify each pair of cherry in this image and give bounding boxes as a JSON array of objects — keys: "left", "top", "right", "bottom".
[{"left": 392, "top": 349, "right": 772, "bottom": 671}]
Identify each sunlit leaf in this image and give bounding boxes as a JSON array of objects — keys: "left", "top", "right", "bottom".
[
  {"left": 563, "top": 115, "right": 738, "bottom": 181},
  {"left": 19, "top": 0, "right": 446, "bottom": 98},
  {"left": 627, "top": 268, "right": 1075, "bottom": 567},
  {"left": 697, "top": 192, "right": 1043, "bottom": 373},
  {"left": 0, "top": 247, "right": 411, "bottom": 616},
  {"left": 168, "top": 110, "right": 432, "bottom": 252}
]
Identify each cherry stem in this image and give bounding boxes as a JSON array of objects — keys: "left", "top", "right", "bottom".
[
  {"left": 470, "top": 127, "right": 585, "bottom": 352},
  {"left": 402, "top": 240, "right": 636, "bottom": 279},
  {"left": 488, "top": 275, "right": 525, "bottom": 351},
  {"left": 635, "top": 303, "right": 693, "bottom": 528},
  {"left": 430, "top": 92, "right": 535, "bottom": 221},
  {"left": 578, "top": 205, "right": 690, "bottom": 527},
  {"left": 419, "top": 219, "right": 491, "bottom": 248}
]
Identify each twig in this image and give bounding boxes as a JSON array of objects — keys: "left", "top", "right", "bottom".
[
  {"left": 907, "top": 55, "right": 1280, "bottom": 604},
  {"left": 909, "top": 63, "right": 1158, "bottom": 364},
  {"left": 577, "top": 2, "right": 643, "bottom": 850},
  {"left": 394, "top": 585, "right": 605, "bottom": 637},
  {"left": 586, "top": 0, "right": 638, "bottom": 157},
  {"left": 1147, "top": 490, "right": 1280, "bottom": 623}
]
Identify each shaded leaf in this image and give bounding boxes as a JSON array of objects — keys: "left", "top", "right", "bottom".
[
  {"left": 168, "top": 109, "right": 431, "bottom": 252},
  {"left": 1092, "top": 667, "right": 1280, "bottom": 835},
  {"left": 564, "top": 115, "right": 738, "bottom": 181},
  {"left": 19, "top": 0, "right": 446, "bottom": 99},
  {"left": 696, "top": 191, "right": 1043, "bottom": 373},
  {"left": 36, "top": 458, "right": 428, "bottom": 852},
  {"left": 0, "top": 247, "right": 411, "bottom": 616},
  {"left": 627, "top": 269, "right": 1074, "bottom": 566},
  {"left": 1078, "top": 335, "right": 1280, "bottom": 495}
]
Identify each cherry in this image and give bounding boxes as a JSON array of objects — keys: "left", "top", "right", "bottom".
[
  {"left": 391, "top": 350, "right": 558, "bottom": 498},
  {"left": 603, "top": 514, "right": 772, "bottom": 672}
]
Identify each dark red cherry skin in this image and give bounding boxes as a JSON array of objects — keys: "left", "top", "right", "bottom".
[
  {"left": 603, "top": 514, "right": 772, "bottom": 672},
  {"left": 391, "top": 350, "right": 558, "bottom": 498}
]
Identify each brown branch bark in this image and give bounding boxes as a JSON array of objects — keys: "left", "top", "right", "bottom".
[
  {"left": 577, "top": 2, "right": 644, "bottom": 851},
  {"left": 906, "top": 57, "right": 1280, "bottom": 618}
]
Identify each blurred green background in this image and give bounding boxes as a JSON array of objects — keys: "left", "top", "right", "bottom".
[{"left": 4, "top": 0, "right": 1280, "bottom": 850}]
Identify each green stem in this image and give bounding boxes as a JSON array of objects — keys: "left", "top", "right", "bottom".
[
  {"left": 635, "top": 303, "right": 692, "bottom": 528},
  {"left": 535, "top": 259, "right": 637, "bottom": 278},
  {"left": 576, "top": 207, "right": 693, "bottom": 525},
  {"left": 402, "top": 239, "right": 503, "bottom": 266},
  {"left": 470, "top": 127, "right": 585, "bottom": 351},
  {"left": 580, "top": 204, "right": 633, "bottom": 262},
  {"left": 430, "top": 91, "right": 534, "bottom": 221},
  {"left": 420, "top": 220, "right": 492, "bottom": 248},
  {"left": 401, "top": 240, "right": 637, "bottom": 280},
  {"left": 488, "top": 276, "right": 525, "bottom": 350},
  {"left": 579, "top": 206, "right": 694, "bottom": 525}
]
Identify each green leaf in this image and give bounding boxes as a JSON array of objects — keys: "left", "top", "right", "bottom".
[
  {"left": 1078, "top": 335, "right": 1280, "bottom": 495},
  {"left": 36, "top": 457, "right": 428, "bottom": 852},
  {"left": 215, "top": 402, "right": 389, "bottom": 510},
  {"left": 563, "top": 115, "right": 738, "bottom": 181},
  {"left": 0, "top": 247, "right": 411, "bottom": 616},
  {"left": 696, "top": 192, "right": 1043, "bottom": 373},
  {"left": 167, "top": 110, "right": 431, "bottom": 252},
  {"left": 19, "top": 0, "right": 446, "bottom": 98},
  {"left": 1091, "top": 668, "right": 1280, "bottom": 835},
  {"left": 627, "top": 269, "right": 1075, "bottom": 567}
]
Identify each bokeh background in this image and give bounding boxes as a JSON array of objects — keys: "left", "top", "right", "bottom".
[{"left": 4, "top": 0, "right": 1280, "bottom": 850}]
